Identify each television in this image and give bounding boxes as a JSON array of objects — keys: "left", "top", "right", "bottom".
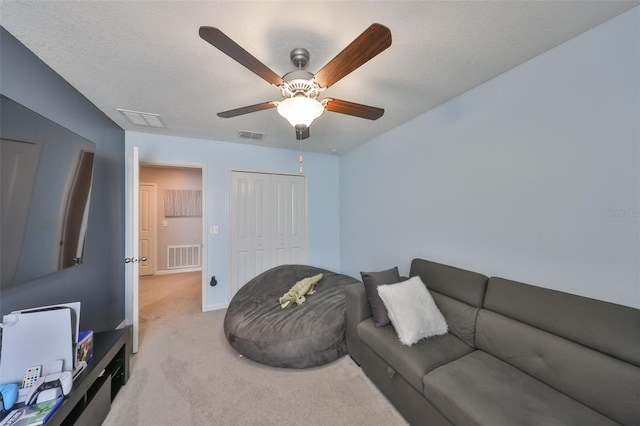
[{"left": 1, "top": 95, "right": 97, "bottom": 290}]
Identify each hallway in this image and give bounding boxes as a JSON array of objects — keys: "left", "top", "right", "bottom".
[{"left": 138, "top": 271, "right": 201, "bottom": 347}]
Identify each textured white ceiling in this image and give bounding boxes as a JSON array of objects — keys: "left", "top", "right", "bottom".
[{"left": 1, "top": 1, "right": 637, "bottom": 154}]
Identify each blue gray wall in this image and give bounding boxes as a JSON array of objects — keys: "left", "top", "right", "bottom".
[
  {"left": 0, "top": 27, "right": 126, "bottom": 330},
  {"left": 340, "top": 8, "right": 639, "bottom": 308}
]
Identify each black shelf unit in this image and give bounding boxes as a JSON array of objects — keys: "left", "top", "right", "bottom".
[{"left": 47, "top": 328, "right": 130, "bottom": 426}]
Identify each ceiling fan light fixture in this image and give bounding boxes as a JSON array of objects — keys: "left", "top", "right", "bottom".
[{"left": 277, "top": 96, "right": 324, "bottom": 129}]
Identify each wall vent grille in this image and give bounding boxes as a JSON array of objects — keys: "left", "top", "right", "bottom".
[{"left": 167, "top": 244, "right": 201, "bottom": 269}]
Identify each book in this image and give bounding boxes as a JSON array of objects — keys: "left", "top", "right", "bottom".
[{"left": 0, "top": 397, "right": 63, "bottom": 426}]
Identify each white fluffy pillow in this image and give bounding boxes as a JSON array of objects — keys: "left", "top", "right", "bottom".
[{"left": 377, "top": 276, "right": 448, "bottom": 346}]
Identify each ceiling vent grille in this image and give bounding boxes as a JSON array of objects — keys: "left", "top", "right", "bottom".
[
  {"left": 117, "top": 109, "right": 165, "bottom": 128},
  {"left": 238, "top": 130, "right": 265, "bottom": 140}
]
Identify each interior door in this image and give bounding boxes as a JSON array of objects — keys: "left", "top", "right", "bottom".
[
  {"left": 125, "top": 146, "right": 140, "bottom": 353},
  {"left": 138, "top": 183, "right": 157, "bottom": 276}
]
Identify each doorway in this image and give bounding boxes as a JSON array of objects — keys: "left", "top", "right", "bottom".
[{"left": 132, "top": 163, "right": 206, "bottom": 350}]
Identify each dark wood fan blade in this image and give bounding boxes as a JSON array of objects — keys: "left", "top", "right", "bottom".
[
  {"left": 200, "top": 27, "right": 284, "bottom": 87},
  {"left": 217, "top": 102, "right": 276, "bottom": 118},
  {"left": 296, "top": 127, "right": 310, "bottom": 140},
  {"left": 325, "top": 98, "right": 384, "bottom": 120},
  {"left": 314, "top": 23, "right": 391, "bottom": 89}
]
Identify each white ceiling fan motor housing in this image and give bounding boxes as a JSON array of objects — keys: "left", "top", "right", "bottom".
[{"left": 280, "top": 69, "right": 322, "bottom": 99}]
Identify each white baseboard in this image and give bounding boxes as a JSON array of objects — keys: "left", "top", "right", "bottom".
[
  {"left": 116, "top": 319, "right": 128, "bottom": 329},
  {"left": 203, "top": 302, "right": 228, "bottom": 312},
  {"left": 154, "top": 267, "right": 202, "bottom": 275}
]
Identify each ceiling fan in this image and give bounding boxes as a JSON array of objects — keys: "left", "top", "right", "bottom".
[{"left": 199, "top": 23, "right": 392, "bottom": 140}]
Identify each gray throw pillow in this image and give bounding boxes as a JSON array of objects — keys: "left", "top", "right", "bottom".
[{"left": 360, "top": 267, "right": 401, "bottom": 327}]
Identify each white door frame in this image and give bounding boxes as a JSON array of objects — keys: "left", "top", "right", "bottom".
[{"left": 125, "top": 151, "right": 208, "bottom": 352}]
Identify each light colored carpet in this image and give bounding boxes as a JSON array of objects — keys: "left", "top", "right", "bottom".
[{"left": 104, "top": 272, "right": 407, "bottom": 426}]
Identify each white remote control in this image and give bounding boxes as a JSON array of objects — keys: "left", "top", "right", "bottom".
[{"left": 22, "top": 366, "right": 42, "bottom": 389}]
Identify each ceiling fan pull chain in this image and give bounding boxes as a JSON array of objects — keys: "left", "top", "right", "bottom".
[{"left": 299, "top": 141, "right": 304, "bottom": 175}]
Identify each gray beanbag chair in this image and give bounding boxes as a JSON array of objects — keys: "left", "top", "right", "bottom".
[{"left": 224, "top": 264, "right": 359, "bottom": 368}]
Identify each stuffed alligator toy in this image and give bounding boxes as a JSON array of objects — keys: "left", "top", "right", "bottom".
[{"left": 279, "top": 273, "right": 323, "bottom": 309}]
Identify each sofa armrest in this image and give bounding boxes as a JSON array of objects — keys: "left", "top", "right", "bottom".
[{"left": 345, "top": 282, "right": 371, "bottom": 365}]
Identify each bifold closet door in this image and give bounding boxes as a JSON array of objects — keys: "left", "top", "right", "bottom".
[
  {"left": 230, "top": 171, "right": 307, "bottom": 298},
  {"left": 230, "top": 172, "right": 271, "bottom": 297}
]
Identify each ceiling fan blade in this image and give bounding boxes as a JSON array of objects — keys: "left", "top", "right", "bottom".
[
  {"left": 314, "top": 23, "right": 391, "bottom": 89},
  {"left": 325, "top": 98, "right": 384, "bottom": 120},
  {"left": 296, "top": 127, "right": 310, "bottom": 140},
  {"left": 217, "top": 102, "right": 277, "bottom": 118},
  {"left": 199, "top": 27, "right": 284, "bottom": 87}
]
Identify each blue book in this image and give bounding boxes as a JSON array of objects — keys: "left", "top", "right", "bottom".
[{"left": 0, "top": 397, "right": 63, "bottom": 426}]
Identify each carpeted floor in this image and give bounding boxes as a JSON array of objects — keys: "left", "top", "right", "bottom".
[{"left": 103, "top": 272, "right": 406, "bottom": 426}]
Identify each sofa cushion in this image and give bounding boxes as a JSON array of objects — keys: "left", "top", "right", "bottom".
[
  {"left": 409, "top": 259, "right": 487, "bottom": 348},
  {"left": 476, "top": 308, "right": 640, "bottom": 425},
  {"left": 423, "top": 350, "right": 618, "bottom": 426},
  {"left": 378, "top": 276, "right": 448, "bottom": 346},
  {"left": 409, "top": 258, "right": 487, "bottom": 307},
  {"left": 360, "top": 267, "right": 401, "bottom": 328},
  {"left": 358, "top": 317, "right": 472, "bottom": 394},
  {"left": 430, "top": 290, "right": 478, "bottom": 347},
  {"left": 485, "top": 277, "right": 640, "bottom": 366}
]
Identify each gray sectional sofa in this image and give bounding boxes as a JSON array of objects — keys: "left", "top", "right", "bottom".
[{"left": 345, "top": 258, "right": 640, "bottom": 425}]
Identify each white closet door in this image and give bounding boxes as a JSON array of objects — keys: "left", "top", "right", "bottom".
[
  {"left": 230, "top": 171, "right": 272, "bottom": 296},
  {"left": 251, "top": 173, "right": 272, "bottom": 274},
  {"left": 230, "top": 171, "right": 307, "bottom": 298},
  {"left": 230, "top": 173, "right": 256, "bottom": 296},
  {"left": 271, "top": 174, "right": 307, "bottom": 266}
]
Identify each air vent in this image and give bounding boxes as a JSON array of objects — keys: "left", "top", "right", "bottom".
[
  {"left": 238, "top": 130, "right": 265, "bottom": 140},
  {"left": 117, "top": 109, "right": 165, "bottom": 128}
]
